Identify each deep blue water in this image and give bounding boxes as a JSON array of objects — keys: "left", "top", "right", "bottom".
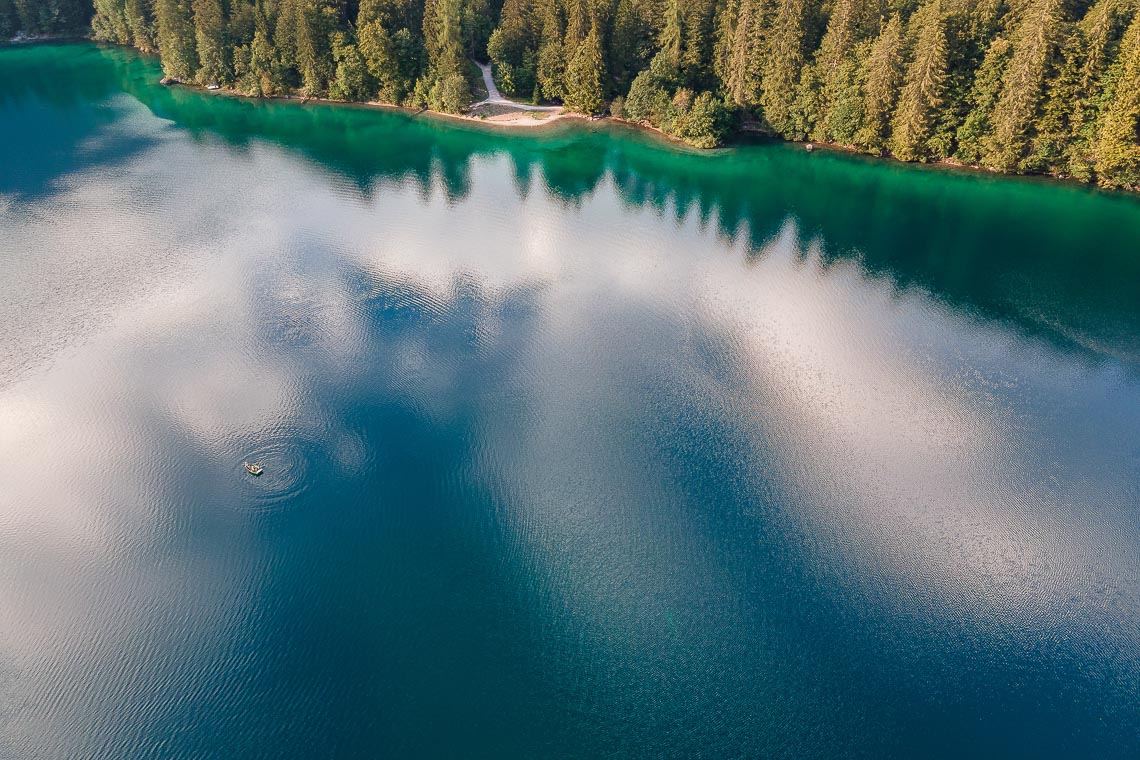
[{"left": 1, "top": 43, "right": 1139, "bottom": 759}]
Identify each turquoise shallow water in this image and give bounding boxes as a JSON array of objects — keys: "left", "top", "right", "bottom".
[{"left": 1, "top": 42, "right": 1139, "bottom": 758}]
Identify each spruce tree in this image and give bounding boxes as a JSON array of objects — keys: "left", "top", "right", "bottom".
[
  {"left": 723, "top": 0, "right": 770, "bottom": 109},
  {"left": 155, "top": 0, "right": 199, "bottom": 81},
  {"left": 982, "top": 0, "right": 1064, "bottom": 171},
  {"left": 812, "top": 0, "right": 873, "bottom": 142},
  {"left": 126, "top": 0, "right": 156, "bottom": 51},
  {"left": 854, "top": 13, "right": 903, "bottom": 154},
  {"left": 761, "top": 0, "right": 807, "bottom": 137},
  {"left": 564, "top": 23, "right": 605, "bottom": 113},
  {"left": 192, "top": 0, "right": 228, "bottom": 85},
  {"left": 890, "top": 1, "right": 949, "bottom": 161},
  {"left": 536, "top": 0, "right": 565, "bottom": 100},
  {"left": 1052, "top": 0, "right": 1134, "bottom": 178},
  {"left": 1096, "top": 11, "right": 1140, "bottom": 188},
  {"left": 956, "top": 35, "right": 1011, "bottom": 164}
]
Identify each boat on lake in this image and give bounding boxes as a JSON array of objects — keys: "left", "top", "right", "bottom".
[{"left": 243, "top": 461, "right": 263, "bottom": 476}]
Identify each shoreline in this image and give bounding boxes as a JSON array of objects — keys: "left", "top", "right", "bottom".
[
  {"left": 163, "top": 74, "right": 708, "bottom": 150},
  {"left": 8, "top": 38, "right": 1133, "bottom": 193},
  {"left": 166, "top": 77, "right": 1135, "bottom": 190}
]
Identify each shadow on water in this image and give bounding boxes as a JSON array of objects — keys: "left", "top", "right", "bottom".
[
  {"left": 101, "top": 258, "right": 1135, "bottom": 758},
  {"left": 0, "top": 43, "right": 159, "bottom": 201},
  {"left": 2, "top": 43, "right": 1139, "bottom": 758}
]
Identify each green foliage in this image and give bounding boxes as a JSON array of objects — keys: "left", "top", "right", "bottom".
[
  {"left": 487, "top": 0, "right": 539, "bottom": 97},
  {"left": 955, "top": 35, "right": 1011, "bottom": 164},
  {"left": 982, "top": 0, "right": 1064, "bottom": 171},
  {"left": 563, "top": 24, "right": 604, "bottom": 113},
  {"left": 673, "top": 90, "right": 735, "bottom": 147},
  {"left": 92, "top": 0, "right": 132, "bottom": 44},
  {"left": 233, "top": 9, "right": 282, "bottom": 96},
  {"left": 622, "top": 50, "right": 734, "bottom": 146},
  {"left": 722, "top": 0, "right": 771, "bottom": 108},
  {"left": 329, "top": 33, "right": 371, "bottom": 101},
  {"left": 761, "top": 0, "right": 807, "bottom": 137},
  {"left": 155, "top": 0, "right": 198, "bottom": 81},
  {"left": 854, "top": 14, "right": 904, "bottom": 154},
  {"left": 358, "top": 18, "right": 420, "bottom": 104},
  {"left": 191, "top": 0, "right": 227, "bottom": 85},
  {"left": 890, "top": 1, "right": 949, "bottom": 162},
  {"left": 811, "top": 0, "right": 873, "bottom": 142},
  {"left": 82, "top": 0, "right": 1140, "bottom": 188},
  {"left": 1096, "top": 12, "right": 1140, "bottom": 188},
  {"left": 535, "top": 0, "right": 565, "bottom": 100},
  {"left": 5, "top": 0, "right": 92, "bottom": 37}
]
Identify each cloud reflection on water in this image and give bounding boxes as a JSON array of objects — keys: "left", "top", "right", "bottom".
[{"left": 0, "top": 73, "right": 1139, "bottom": 757}]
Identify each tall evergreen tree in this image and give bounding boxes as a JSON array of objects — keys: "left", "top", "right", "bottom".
[
  {"left": 192, "top": 0, "right": 228, "bottom": 84},
  {"left": 564, "top": 21, "right": 605, "bottom": 112},
  {"left": 155, "top": 0, "right": 199, "bottom": 81},
  {"left": 981, "top": 0, "right": 1064, "bottom": 170},
  {"left": 812, "top": 0, "right": 874, "bottom": 141},
  {"left": 955, "top": 35, "right": 1011, "bottom": 163},
  {"left": 92, "top": 0, "right": 131, "bottom": 44},
  {"left": 1096, "top": 10, "right": 1140, "bottom": 187},
  {"left": 723, "top": 0, "right": 769, "bottom": 108},
  {"left": 761, "top": 0, "right": 807, "bottom": 136},
  {"left": 890, "top": 1, "right": 949, "bottom": 161},
  {"left": 535, "top": 0, "right": 565, "bottom": 99},
  {"left": 854, "top": 12, "right": 903, "bottom": 153},
  {"left": 609, "top": 0, "right": 654, "bottom": 90},
  {"left": 125, "top": 0, "right": 156, "bottom": 50}
]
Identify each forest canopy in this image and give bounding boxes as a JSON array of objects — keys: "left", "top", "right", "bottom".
[{"left": 4, "top": 0, "right": 1140, "bottom": 187}]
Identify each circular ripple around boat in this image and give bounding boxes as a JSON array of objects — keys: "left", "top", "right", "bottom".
[{"left": 233, "top": 437, "right": 315, "bottom": 511}]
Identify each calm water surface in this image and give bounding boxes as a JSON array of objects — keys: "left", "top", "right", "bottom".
[{"left": 2, "top": 43, "right": 1139, "bottom": 759}]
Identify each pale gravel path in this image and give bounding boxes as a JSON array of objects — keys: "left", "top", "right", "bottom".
[{"left": 472, "top": 61, "right": 562, "bottom": 112}]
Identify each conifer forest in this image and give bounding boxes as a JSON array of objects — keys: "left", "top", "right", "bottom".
[{"left": 4, "top": 0, "right": 1140, "bottom": 187}]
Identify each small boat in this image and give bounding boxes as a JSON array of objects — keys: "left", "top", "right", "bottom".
[
  {"left": 243, "top": 461, "right": 263, "bottom": 476},
  {"left": 805, "top": 143, "right": 814, "bottom": 152},
  {"left": 207, "top": 84, "right": 221, "bottom": 91}
]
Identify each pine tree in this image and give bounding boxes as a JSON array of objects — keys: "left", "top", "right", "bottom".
[
  {"left": 812, "top": 0, "right": 873, "bottom": 142},
  {"left": 854, "top": 12, "right": 903, "bottom": 154},
  {"left": 330, "top": 32, "right": 371, "bottom": 100},
  {"left": 564, "top": 22, "right": 605, "bottom": 113},
  {"left": 1095, "top": 11, "right": 1140, "bottom": 188},
  {"left": 956, "top": 35, "right": 1011, "bottom": 164},
  {"left": 660, "top": 0, "right": 684, "bottom": 66},
  {"left": 681, "top": 0, "right": 717, "bottom": 87},
  {"left": 1048, "top": 0, "right": 1134, "bottom": 178},
  {"left": 610, "top": 0, "right": 654, "bottom": 90},
  {"left": 536, "top": 0, "right": 565, "bottom": 100},
  {"left": 890, "top": 1, "right": 949, "bottom": 161},
  {"left": 192, "top": 0, "right": 228, "bottom": 85},
  {"left": 981, "top": 0, "right": 1064, "bottom": 171},
  {"left": 418, "top": 0, "right": 470, "bottom": 111},
  {"left": 126, "top": 0, "right": 156, "bottom": 51},
  {"left": 761, "top": 0, "right": 807, "bottom": 136},
  {"left": 242, "top": 5, "right": 281, "bottom": 95},
  {"left": 92, "top": 0, "right": 132, "bottom": 44},
  {"left": 155, "top": 0, "right": 199, "bottom": 81},
  {"left": 723, "top": 0, "right": 770, "bottom": 109},
  {"left": 295, "top": 1, "right": 324, "bottom": 96}
]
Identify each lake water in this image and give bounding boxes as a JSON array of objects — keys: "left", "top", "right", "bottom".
[{"left": 1, "top": 43, "right": 1139, "bottom": 759}]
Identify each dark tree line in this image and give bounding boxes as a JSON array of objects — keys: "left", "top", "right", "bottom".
[
  {"left": 1, "top": 0, "right": 93, "bottom": 37},
  {"left": 5, "top": 0, "right": 1138, "bottom": 186}
]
